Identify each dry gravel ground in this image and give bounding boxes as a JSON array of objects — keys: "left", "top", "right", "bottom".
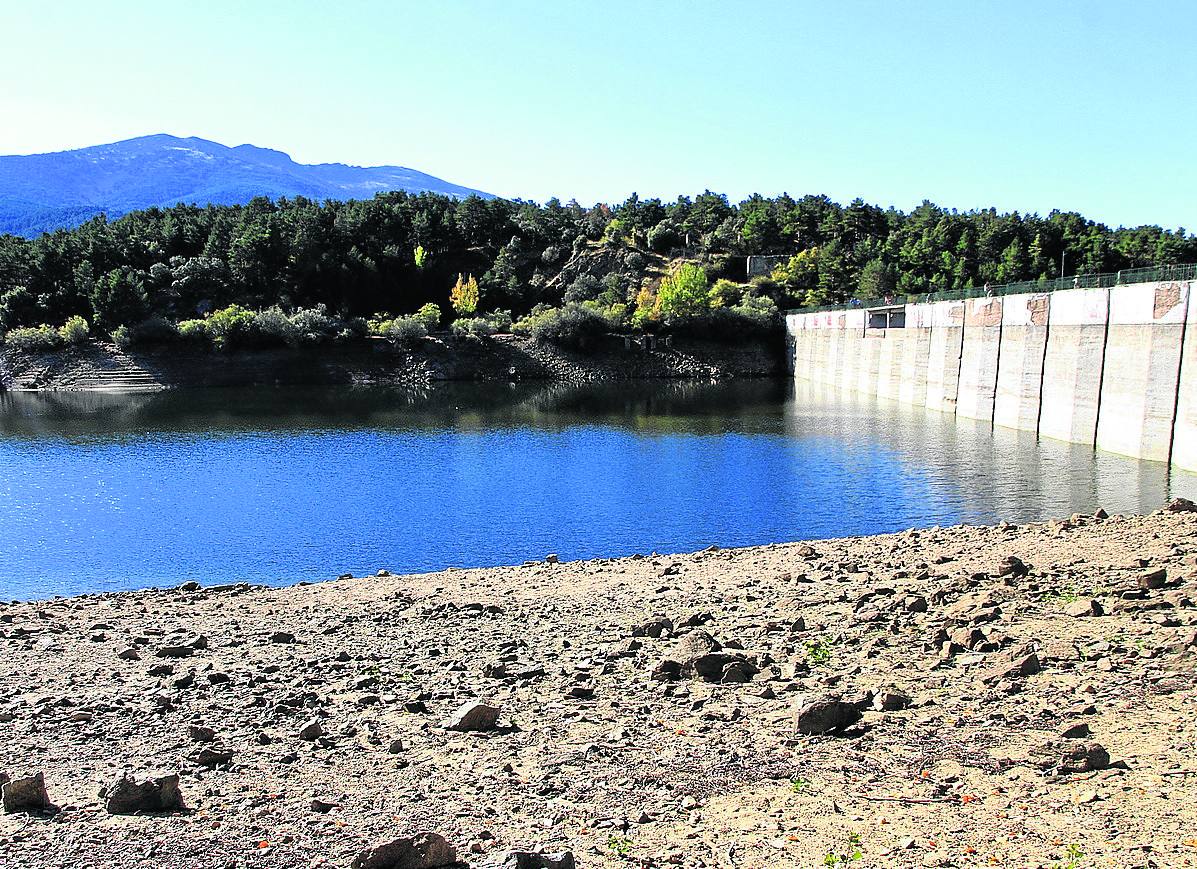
[{"left": 2, "top": 505, "right": 1197, "bottom": 869}]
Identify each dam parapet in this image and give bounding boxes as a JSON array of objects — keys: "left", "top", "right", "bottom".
[{"left": 786, "top": 272, "right": 1197, "bottom": 471}]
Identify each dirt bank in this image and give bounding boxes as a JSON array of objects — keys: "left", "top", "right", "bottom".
[
  {"left": 2, "top": 506, "right": 1196, "bottom": 868},
  {"left": 0, "top": 333, "right": 781, "bottom": 391}
]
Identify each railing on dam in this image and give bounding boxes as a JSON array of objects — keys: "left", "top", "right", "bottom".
[{"left": 785, "top": 262, "right": 1197, "bottom": 314}]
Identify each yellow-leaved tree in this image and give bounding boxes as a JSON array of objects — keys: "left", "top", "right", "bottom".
[{"left": 450, "top": 274, "right": 479, "bottom": 316}]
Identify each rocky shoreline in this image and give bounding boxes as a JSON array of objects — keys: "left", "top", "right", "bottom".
[
  {"left": 2, "top": 505, "right": 1196, "bottom": 868},
  {"left": 0, "top": 334, "right": 780, "bottom": 392}
]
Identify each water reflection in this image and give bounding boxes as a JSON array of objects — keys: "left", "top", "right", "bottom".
[{"left": 0, "top": 379, "right": 1191, "bottom": 600}]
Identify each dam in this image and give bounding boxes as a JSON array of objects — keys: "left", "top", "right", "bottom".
[{"left": 785, "top": 267, "right": 1197, "bottom": 472}]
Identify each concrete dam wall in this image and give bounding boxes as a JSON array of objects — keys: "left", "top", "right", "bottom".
[{"left": 785, "top": 280, "right": 1197, "bottom": 471}]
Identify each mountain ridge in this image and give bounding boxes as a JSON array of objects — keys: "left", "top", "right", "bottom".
[{"left": 0, "top": 134, "right": 492, "bottom": 236}]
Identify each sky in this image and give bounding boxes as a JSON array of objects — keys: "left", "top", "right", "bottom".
[{"left": 1, "top": 0, "right": 1193, "bottom": 229}]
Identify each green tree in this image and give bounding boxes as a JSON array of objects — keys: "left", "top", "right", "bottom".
[{"left": 657, "top": 263, "right": 710, "bottom": 321}]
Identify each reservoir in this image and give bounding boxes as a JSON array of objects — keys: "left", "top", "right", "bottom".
[{"left": 1, "top": 379, "right": 1194, "bottom": 600}]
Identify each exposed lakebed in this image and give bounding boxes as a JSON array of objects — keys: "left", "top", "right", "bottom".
[{"left": 1, "top": 379, "right": 1194, "bottom": 599}]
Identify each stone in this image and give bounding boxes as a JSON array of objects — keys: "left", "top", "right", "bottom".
[
  {"left": 155, "top": 645, "right": 193, "bottom": 659},
  {"left": 103, "top": 772, "right": 185, "bottom": 814},
  {"left": 1064, "top": 598, "right": 1104, "bottom": 617},
  {"left": 1164, "top": 497, "right": 1197, "bottom": 513},
  {"left": 117, "top": 647, "right": 140, "bottom": 661},
  {"left": 674, "top": 630, "right": 721, "bottom": 660},
  {"left": 631, "top": 616, "right": 673, "bottom": 638},
  {"left": 983, "top": 652, "right": 1040, "bottom": 683},
  {"left": 1138, "top": 569, "right": 1167, "bottom": 590},
  {"left": 650, "top": 659, "right": 682, "bottom": 681},
  {"left": 872, "top": 690, "right": 912, "bottom": 712},
  {"left": 1060, "top": 721, "right": 1091, "bottom": 739},
  {"left": 504, "top": 851, "right": 576, "bottom": 869},
  {"left": 794, "top": 698, "right": 862, "bottom": 735},
  {"left": 188, "top": 724, "right": 216, "bottom": 743},
  {"left": 351, "top": 832, "right": 458, "bottom": 869},
  {"left": 1, "top": 771, "right": 51, "bottom": 813},
  {"left": 443, "top": 701, "right": 500, "bottom": 732},
  {"left": 270, "top": 631, "right": 296, "bottom": 644},
  {"left": 193, "top": 747, "right": 233, "bottom": 767},
  {"left": 1035, "top": 740, "right": 1110, "bottom": 775},
  {"left": 298, "top": 719, "right": 325, "bottom": 741},
  {"left": 996, "top": 556, "right": 1030, "bottom": 578}
]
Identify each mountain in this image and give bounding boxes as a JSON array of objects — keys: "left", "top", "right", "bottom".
[{"left": 0, "top": 134, "right": 493, "bottom": 237}]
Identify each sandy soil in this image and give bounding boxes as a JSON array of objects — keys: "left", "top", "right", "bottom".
[{"left": 2, "top": 505, "right": 1196, "bottom": 869}]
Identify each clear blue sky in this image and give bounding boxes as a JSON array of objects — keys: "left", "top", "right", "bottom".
[{"left": 1, "top": 0, "right": 1193, "bottom": 229}]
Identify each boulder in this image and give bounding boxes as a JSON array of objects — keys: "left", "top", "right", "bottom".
[
  {"left": 103, "top": 772, "right": 185, "bottom": 814},
  {"left": 443, "top": 701, "right": 500, "bottom": 732},
  {"left": 352, "top": 832, "right": 458, "bottom": 869},
  {"left": 1138, "top": 569, "right": 1167, "bottom": 590},
  {"left": 1, "top": 771, "right": 51, "bottom": 813},
  {"left": 1164, "top": 497, "right": 1197, "bottom": 513},
  {"left": 298, "top": 719, "right": 325, "bottom": 741},
  {"left": 794, "top": 698, "right": 862, "bottom": 735}
]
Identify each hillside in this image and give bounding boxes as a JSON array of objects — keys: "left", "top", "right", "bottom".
[{"left": 0, "top": 134, "right": 492, "bottom": 236}]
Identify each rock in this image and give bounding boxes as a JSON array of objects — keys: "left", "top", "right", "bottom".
[
  {"left": 188, "top": 725, "right": 216, "bottom": 743},
  {"left": 631, "top": 616, "right": 673, "bottom": 638},
  {"left": 1138, "top": 569, "right": 1167, "bottom": 590},
  {"left": 351, "top": 831, "right": 458, "bottom": 869},
  {"left": 1164, "top": 497, "right": 1197, "bottom": 513},
  {"left": 996, "top": 555, "right": 1030, "bottom": 578},
  {"left": 193, "top": 747, "right": 233, "bottom": 767},
  {"left": 298, "top": 719, "right": 325, "bottom": 741},
  {"left": 270, "top": 631, "right": 296, "bottom": 644},
  {"left": 103, "top": 772, "right": 185, "bottom": 814},
  {"left": 650, "top": 659, "right": 682, "bottom": 681},
  {"left": 504, "top": 851, "right": 576, "bottom": 869},
  {"left": 1064, "top": 598, "right": 1104, "bottom": 617},
  {"left": 1, "top": 771, "right": 51, "bottom": 813},
  {"left": 1060, "top": 721, "right": 1091, "bottom": 739},
  {"left": 1035, "top": 740, "right": 1110, "bottom": 775},
  {"left": 117, "top": 647, "right": 140, "bottom": 661},
  {"left": 685, "top": 652, "right": 743, "bottom": 682},
  {"left": 674, "top": 630, "right": 721, "bottom": 660},
  {"left": 443, "top": 701, "right": 500, "bottom": 732},
  {"left": 155, "top": 645, "right": 193, "bottom": 659},
  {"left": 794, "top": 698, "right": 862, "bottom": 735},
  {"left": 983, "top": 652, "right": 1041, "bottom": 683},
  {"left": 872, "top": 690, "right": 912, "bottom": 712},
  {"left": 310, "top": 798, "right": 338, "bottom": 813}
]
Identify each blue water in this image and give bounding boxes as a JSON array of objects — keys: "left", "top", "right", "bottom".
[{"left": 1, "top": 380, "right": 1193, "bottom": 600}]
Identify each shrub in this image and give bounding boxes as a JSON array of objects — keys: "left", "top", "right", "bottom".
[
  {"left": 514, "top": 303, "right": 607, "bottom": 348},
  {"left": 414, "top": 303, "right": 442, "bottom": 331},
  {"left": 121, "top": 317, "right": 179, "bottom": 348},
  {"left": 564, "top": 275, "right": 603, "bottom": 304},
  {"left": 378, "top": 316, "right": 427, "bottom": 347},
  {"left": 58, "top": 315, "right": 90, "bottom": 345},
  {"left": 177, "top": 318, "right": 212, "bottom": 346},
  {"left": 206, "top": 304, "right": 255, "bottom": 349},
  {"left": 450, "top": 309, "right": 512, "bottom": 339},
  {"left": 111, "top": 325, "right": 133, "bottom": 349},
  {"left": 251, "top": 307, "right": 301, "bottom": 347},
  {"left": 3, "top": 324, "right": 61, "bottom": 353},
  {"left": 289, "top": 305, "right": 339, "bottom": 345},
  {"left": 709, "top": 278, "right": 742, "bottom": 308}
]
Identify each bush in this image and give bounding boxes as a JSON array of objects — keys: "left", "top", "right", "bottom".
[
  {"left": 120, "top": 317, "right": 179, "bottom": 348},
  {"left": 206, "top": 304, "right": 255, "bottom": 349},
  {"left": 177, "top": 318, "right": 212, "bottom": 346},
  {"left": 377, "top": 316, "right": 427, "bottom": 347},
  {"left": 414, "top": 303, "right": 442, "bottom": 331},
  {"left": 111, "top": 325, "right": 133, "bottom": 349},
  {"left": 289, "top": 305, "right": 339, "bottom": 345},
  {"left": 450, "top": 309, "right": 512, "bottom": 339},
  {"left": 514, "top": 303, "right": 607, "bottom": 348},
  {"left": 251, "top": 307, "right": 301, "bottom": 347},
  {"left": 3, "top": 324, "right": 61, "bottom": 353},
  {"left": 58, "top": 315, "right": 90, "bottom": 345}
]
